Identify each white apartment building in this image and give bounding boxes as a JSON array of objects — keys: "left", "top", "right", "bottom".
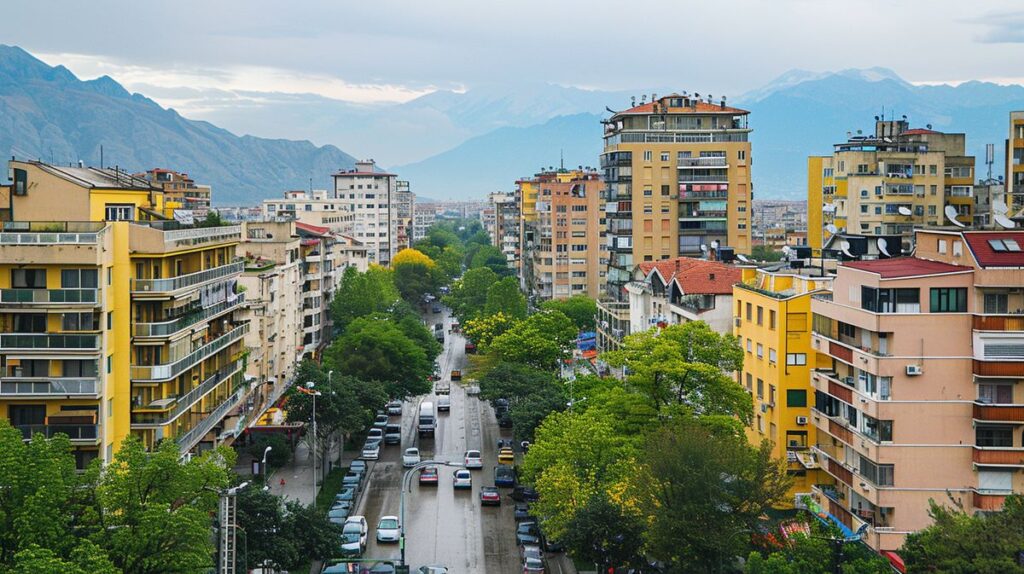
[
  {"left": 413, "top": 204, "right": 436, "bottom": 243},
  {"left": 332, "top": 160, "right": 399, "bottom": 266},
  {"left": 261, "top": 190, "right": 354, "bottom": 234}
]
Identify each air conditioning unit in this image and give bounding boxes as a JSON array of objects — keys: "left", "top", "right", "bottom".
[
  {"left": 906, "top": 364, "right": 923, "bottom": 376},
  {"left": 760, "top": 403, "right": 768, "bottom": 413},
  {"left": 734, "top": 317, "right": 742, "bottom": 327},
  {"left": 796, "top": 416, "right": 809, "bottom": 425},
  {"left": 788, "top": 439, "right": 801, "bottom": 447}
]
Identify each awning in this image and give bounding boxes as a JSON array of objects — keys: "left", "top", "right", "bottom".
[{"left": 880, "top": 551, "right": 905, "bottom": 573}]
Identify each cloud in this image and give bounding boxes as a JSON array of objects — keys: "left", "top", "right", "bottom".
[{"left": 972, "top": 10, "right": 1024, "bottom": 43}]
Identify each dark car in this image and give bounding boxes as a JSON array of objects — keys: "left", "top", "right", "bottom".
[
  {"left": 516, "top": 521, "right": 542, "bottom": 546},
  {"left": 432, "top": 304, "right": 442, "bottom": 313},
  {"left": 510, "top": 486, "right": 539, "bottom": 502},
  {"left": 543, "top": 537, "right": 566, "bottom": 553},
  {"left": 494, "top": 465, "right": 516, "bottom": 487},
  {"left": 384, "top": 423, "right": 402, "bottom": 445},
  {"left": 497, "top": 438, "right": 513, "bottom": 450},
  {"left": 498, "top": 413, "right": 513, "bottom": 428},
  {"left": 514, "top": 502, "right": 533, "bottom": 521}
]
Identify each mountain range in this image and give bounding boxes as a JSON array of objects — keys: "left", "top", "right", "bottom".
[{"left": 4, "top": 44, "right": 1024, "bottom": 203}]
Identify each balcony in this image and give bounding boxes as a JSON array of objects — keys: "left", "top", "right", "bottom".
[
  {"left": 131, "top": 259, "right": 244, "bottom": 295},
  {"left": 973, "top": 447, "right": 1024, "bottom": 466},
  {"left": 973, "top": 490, "right": 1010, "bottom": 511},
  {"left": 974, "top": 315, "right": 1024, "bottom": 331},
  {"left": 176, "top": 383, "right": 246, "bottom": 452},
  {"left": 129, "top": 222, "right": 241, "bottom": 253},
  {"left": 133, "top": 360, "right": 244, "bottom": 426},
  {"left": 973, "top": 359, "right": 1024, "bottom": 377},
  {"left": 133, "top": 294, "right": 245, "bottom": 338},
  {"left": 973, "top": 403, "right": 1024, "bottom": 423},
  {"left": 0, "top": 288, "right": 99, "bottom": 306},
  {"left": 130, "top": 323, "right": 249, "bottom": 382},
  {"left": 0, "top": 377, "right": 99, "bottom": 397},
  {"left": 0, "top": 221, "right": 105, "bottom": 245},
  {"left": 0, "top": 333, "right": 100, "bottom": 352},
  {"left": 678, "top": 157, "right": 728, "bottom": 168},
  {"left": 16, "top": 423, "right": 99, "bottom": 443},
  {"left": 678, "top": 173, "right": 729, "bottom": 183}
]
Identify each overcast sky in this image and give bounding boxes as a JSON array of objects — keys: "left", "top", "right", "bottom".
[{"left": 8, "top": 0, "right": 1024, "bottom": 107}]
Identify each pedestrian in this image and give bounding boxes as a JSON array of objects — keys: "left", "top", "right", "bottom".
[{"left": 280, "top": 478, "right": 286, "bottom": 487}]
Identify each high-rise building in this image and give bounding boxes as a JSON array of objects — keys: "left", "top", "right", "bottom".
[
  {"left": 332, "top": 160, "right": 399, "bottom": 266},
  {"left": 487, "top": 192, "right": 520, "bottom": 272},
  {"left": 261, "top": 190, "right": 354, "bottom": 234},
  {"left": 0, "top": 160, "right": 249, "bottom": 466},
  {"left": 395, "top": 180, "right": 416, "bottom": 252},
  {"left": 136, "top": 168, "right": 212, "bottom": 213},
  {"left": 808, "top": 119, "right": 975, "bottom": 252},
  {"left": 734, "top": 265, "right": 833, "bottom": 504},
  {"left": 412, "top": 204, "right": 436, "bottom": 244},
  {"left": 518, "top": 168, "right": 604, "bottom": 301},
  {"left": 808, "top": 229, "right": 1024, "bottom": 554}
]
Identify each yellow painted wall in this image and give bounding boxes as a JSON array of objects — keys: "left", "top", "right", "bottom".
[
  {"left": 107, "top": 222, "right": 133, "bottom": 458},
  {"left": 808, "top": 157, "right": 824, "bottom": 251},
  {"left": 88, "top": 190, "right": 155, "bottom": 222}
]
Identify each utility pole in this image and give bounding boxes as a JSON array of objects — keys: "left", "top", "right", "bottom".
[{"left": 218, "top": 482, "right": 249, "bottom": 574}]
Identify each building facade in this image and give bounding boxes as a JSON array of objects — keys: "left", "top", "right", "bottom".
[
  {"left": 488, "top": 192, "right": 520, "bottom": 271},
  {"left": 412, "top": 204, "right": 436, "bottom": 243},
  {"left": 395, "top": 180, "right": 415, "bottom": 252},
  {"left": 136, "top": 168, "right": 212, "bottom": 213},
  {"left": 626, "top": 256, "right": 742, "bottom": 335},
  {"left": 261, "top": 190, "right": 354, "bottom": 234},
  {"left": 1007, "top": 111, "right": 1024, "bottom": 217},
  {"left": 332, "top": 160, "right": 398, "bottom": 266}
]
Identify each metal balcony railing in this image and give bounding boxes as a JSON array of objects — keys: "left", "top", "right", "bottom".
[
  {"left": 176, "top": 382, "right": 246, "bottom": 451},
  {"left": 1, "top": 289, "right": 99, "bottom": 305},
  {"left": 678, "top": 157, "right": 728, "bottom": 168},
  {"left": 0, "top": 377, "right": 99, "bottom": 396},
  {"left": 0, "top": 333, "right": 100, "bottom": 351},
  {"left": 132, "top": 294, "right": 244, "bottom": 338},
  {"left": 133, "top": 360, "right": 244, "bottom": 425},
  {"left": 0, "top": 221, "right": 105, "bottom": 245},
  {"left": 130, "top": 323, "right": 248, "bottom": 382},
  {"left": 132, "top": 260, "right": 244, "bottom": 293},
  {"left": 17, "top": 424, "right": 98, "bottom": 441}
]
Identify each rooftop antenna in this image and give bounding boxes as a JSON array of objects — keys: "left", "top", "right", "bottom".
[
  {"left": 986, "top": 143, "right": 995, "bottom": 180},
  {"left": 100, "top": 145, "right": 104, "bottom": 169},
  {"left": 560, "top": 149, "right": 564, "bottom": 170},
  {"left": 631, "top": 96, "right": 636, "bottom": 107}
]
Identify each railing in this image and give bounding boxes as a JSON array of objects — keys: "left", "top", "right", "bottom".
[
  {"left": 973, "top": 403, "right": 1024, "bottom": 422},
  {"left": 17, "top": 424, "right": 98, "bottom": 441},
  {"left": 132, "top": 259, "right": 244, "bottom": 293},
  {"left": 678, "top": 157, "right": 728, "bottom": 168},
  {"left": 0, "top": 333, "right": 100, "bottom": 351},
  {"left": 176, "top": 383, "right": 246, "bottom": 451},
  {"left": 0, "top": 377, "right": 98, "bottom": 396},
  {"left": 1, "top": 289, "right": 99, "bottom": 305},
  {"left": 616, "top": 132, "right": 749, "bottom": 144},
  {"left": 132, "top": 294, "right": 245, "bottom": 338},
  {"left": 0, "top": 221, "right": 105, "bottom": 245},
  {"left": 973, "top": 359, "right": 1024, "bottom": 377},
  {"left": 130, "top": 323, "right": 249, "bottom": 381},
  {"left": 133, "top": 360, "right": 244, "bottom": 425},
  {"left": 679, "top": 190, "right": 729, "bottom": 199},
  {"left": 678, "top": 174, "right": 729, "bottom": 183},
  {"left": 972, "top": 447, "right": 1024, "bottom": 466},
  {"left": 974, "top": 315, "right": 1024, "bottom": 331}
]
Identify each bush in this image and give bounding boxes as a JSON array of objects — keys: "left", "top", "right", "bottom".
[{"left": 247, "top": 433, "right": 292, "bottom": 469}]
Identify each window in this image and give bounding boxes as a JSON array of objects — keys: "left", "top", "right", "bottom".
[
  {"left": 756, "top": 343, "right": 764, "bottom": 359},
  {"left": 62, "top": 360, "right": 97, "bottom": 377},
  {"left": 861, "top": 415, "right": 893, "bottom": 442},
  {"left": 106, "top": 311, "right": 113, "bottom": 330},
  {"left": 11, "top": 269, "right": 47, "bottom": 289},
  {"left": 738, "top": 150, "right": 746, "bottom": 161},
  {"left": 786, "top": 353, "right": 807, "bottom": 366},
  {"left": 746, "top": 302, "right": 752, "bottom": 321},
  {"left": 643, "top": 150, "right": 652, "bottom": 162},
  {"left": 12, "top": 168, "right": 27, "bottom": 195},
  {"left": 984, "top": 293, "right": 1008, "bottom": 314},
  {"left": 769, "top": 385, "right": 776, "bottom": 405},
  {"left": 757, "top": 378, "right": 764, "bottom": 398},
  {"left": 786, "top": 389, "right": 807, "bottom": 407},
  {"left": 660, "top": 152, "right": 669, "bottom": 162},
  {"left": 106, "top": 355, "right": 112, "bottom": 374},
  {"left": 746, "top": 373, "right": 753, "bottom": 391},
  {"left": 61, "top": 269, "right": 98, "bottom": 289},
  {"left": 61, "top": 312, "right": 95, "bottom": 331},
  {"left": 768, "top": 348, "right": 777, "bottom": 363},
  {"left": 107, "top": 267, "right": 112, "bottom": 285},
  {"left": 859, "top": 455, "right": 894, "bottom": 486},
  {"left": 862, "top": 287, "right": 920, "bottom": 313},
  {"left": 746, "top": 338, "right": 752, "bottom": 352},
  {"left": 976, "top": 426, "right": 1013, "bottom": 447},
  {"left": 14, "top": 314, "right": 46, "bottom": 332},
  {"left": 930, "top": 288, "right": 967, "bottom": 312},
  {"left": 104, "top": 204, "right": 134, "bottom": 221},
  {"left": 756, "top": 306, "right": 763, "bottom": 325},
  {"left": 838, "top": 321, "right": 856, "bottom": 338},
  {"left": 643, "top": 187, "right": 653, "bottom": 196},
  {"left": 938, "top": 239, "right": 947, "bottom": 254},
  {"left": 769, "top": 310, "right": 776, "bottom": 330}
]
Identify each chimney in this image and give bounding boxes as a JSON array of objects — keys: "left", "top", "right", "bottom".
[{"left": 710, "top": 273, "right": 715, "bottom": 281}]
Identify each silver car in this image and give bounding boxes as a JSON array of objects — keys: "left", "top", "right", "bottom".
[
  {"left": 376, "top": 515, "right": 400, "bottom": 543},
  {"left": 464, "top": 449, "right": 483, "bottom": 470}
]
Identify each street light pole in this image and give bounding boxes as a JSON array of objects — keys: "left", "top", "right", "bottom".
[
  {"left": 261, "top": 446, "right": 272, "bottom": 488},
  {"left": 298, "top": 382, "right": 322, "bottom": 502},
  {"left": 218, "top": 482, "right": 249, "bottom": 574},
  {"left": 399, "top": 460, "right": 464, "bottom": 567}
]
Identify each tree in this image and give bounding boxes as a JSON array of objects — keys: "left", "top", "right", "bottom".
[
  {"left": 745, "top": 527, "right": 892, "bottom": 574},
  {"left": 234, "top": 488, "right": 342, "bottom": 571},
  {"left": 463, "top": 311, "right": 520, "bottom": 349},
  {"left": 246, "top": 433, "right": 292, "bottom": 470},
  {"left": 638, "top": 419, "right": 790, "bottom": 573},
  {"left": 541, "top": 295, "right": 597, "bottom": 331},
  {"left": 470, "top": 244, "right": 511, "bottom": 275},
  {"left": 509, "top": 385, "right": 566, "bottom": 442},
  {"left": 751, "top": 245, "right": 783, "bottom": 262},
  {"left": 12, "top": 542, "right": 117, "bottom": 574},
  {"left": 392, "top": 248, "right": 436, "bottom": 268},
  {"left": 562, "top": 493, "right": 646, "bottom": 571},
  {"left": 477, "top": 362, "right": 566, "bottom": 441},
  {"left": 484, "top": 276, "right": 527, "bottom": 320},
  {"left": 444, "top": 267, "right": 498, "bottom": 321},
  {"left": 604, "top": 321, "right": 750, "bottom": 423},
  {"left": 329, "top": 266, "right": 399, "bottom": 331},
  {"left": 326, "top": 317, "right": 432, "bottom": 398},
  {"left": 490, "top": 310, "right": 577, "bottom": 370},
  {"left": 393, "top": 262, "right": 441, "bottom": 303},
  {"left": 436, "top": 245, "right": 464, "bottom": 279},
  {"left": 900, "top": 494, "right": 1024, "bottom": 574},
  {"left": 394, "top": 310, "right": 442, "bottom": 363}
]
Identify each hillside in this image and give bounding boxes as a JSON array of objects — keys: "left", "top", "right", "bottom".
[{"left": 0, "top": 45, "right": 358, "bottom": 204}]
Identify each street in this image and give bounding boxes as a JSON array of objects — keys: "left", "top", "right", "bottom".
[{"left": 352, "top": 308, "right": 523, "bottom": 574}]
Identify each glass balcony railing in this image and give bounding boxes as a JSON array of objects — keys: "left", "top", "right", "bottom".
[
  {"left": 176, "top": 382, "right": 246, "bottom": 451},
  {"left": 132, "top": 260, "right": 244, "bottom": 293},
  {"left": 0, "top": 221, "right": 105, "bottom": 245},
  {"left": 0, "top": 333, "right": 100, "bottom": 350},
  {"left": 132, "top": 360, "right": 244, "bottom": 425},
  {"left": 130, "top": 323, "right": 248, "bottom": 381},
  {"left": 16, "top": 424, "right": 98, "bottom": 441},
  {"left": 132, "top": 294, "right": 245, "bottom": 338},
  {"left": 0, "top": 377, "right": 99, "bottom": 396},
  {"left": 1, "top": 288, "right": 99, "bottom": 305}
]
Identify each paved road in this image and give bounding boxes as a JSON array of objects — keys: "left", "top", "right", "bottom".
[{"left": 352, "top": 307, "right": 522, "bottom": 574}]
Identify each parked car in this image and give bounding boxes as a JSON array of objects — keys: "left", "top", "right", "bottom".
[
  {"left": 384, "top": 423, "right": 402, "bottom": 445},
  {"left": 361, "top": 442, "right": 380, "bottom": 460},
  {"left": 543, "top": 536, "right": 566, "bottom": 553},
  {"left": 434, "top": 323, "right": 443, "bottom": 331},
  {"left": 494, "top": 465, "right": 516, "bottom": 487},
  {"left": 464, "top": 341, "right": 477, "bottom": 353},
  {"left": 416, "top": 566, "right": 449, "bottom": 574},
  {"left": 451, "top": 369, "right": 462, "bottom": 380},
  {"left": 480, "top": 486, "right": 501, "bottom": 506},
  {"left": 437, "top": 395, "right": 451, "bottom": 412},
  {"left": 514, "top": 502, "right": 533, "bottom": 521},
  {"left": 521, "top": 544, "right": 545, "bottom": 574},
  {"left": 340, "top": 515, "right": 368, "bottom": 556},
  {"left": 452, "top": 469, "right": 472, "bottom": 489},
  {"left": 342, "top": 471, "right": 362, "bottom": 488},
  {"left": 432, "top": 304, "right": 442, "bottom": 313},
  {"left": 516, "top": 521, "right": 542, "bottom": 546},
  {"left": 498, "top": 413, "right": 513, "bottom": 428},
  {"left": 494, "top": 398, "right": 509, "bottom": 413},
  {"left": 335, "top": 486, "right": 356, "bottom": 502},
  {"left": 367, "top": 428, "right": 384, "bottom": 442},
  {"left": 403, "top": 447, "right": 421, "bottom": 467},
  {"left": 498, "top": 447, "right": 515, "bottom": 464},
  {"left": 510, "top": 486, "right": 539, "bottom": 502},
  {"left": 376, "top": 515, "right": 400, "bottom": 543},
  {"left": 327, "top": 506, "right": 350, "bottom": 524},
  {"left": 497, "top": 438, "right": 513, "bottom": 450},
  {"left": 373, "top": 414, "right": 389, "bottom": 428},
  {"left": 418, "top": 465, "right": 439, "bottom": 486},
  {"left": 349, "top": 460, "right": 367, "bottom": 477},
  {"left": 464, "top": 449, "right": 483, "bottom": 469},
  {"left": 387, "top": 400, "right": 403, "bottom": 416}
]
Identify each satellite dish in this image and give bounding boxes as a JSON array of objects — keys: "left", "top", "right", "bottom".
[
  {"left": 898, "top": 206, "right": 913, "bottom": 216},
  {"left": 700, "top": 244, "right": 708, "bottom": 253},
  {"left": 825, "top": 224, "right": 838, "bottom": 234},
  {"left": 877, "top": 237, "right": 891, "bottom": 258},
  {"left": 945, "top": 205, "right": 966, "bottom": 228},
  {"left": 711, "top": 240, "right": 720, "bottom": 250},
  {"left": 823, "top": 204, "right": 836, "bottom": 213},
  {"left": 993, "top": 199, "right": 1009, "bottom": 215},
  {"left": 737, "top": 254, "right": 751, "bottom": 263},
  {"left": 840, "top": 240, "right": 855, "bottom": 258},
  {"left": 994, "top": 213, "right": 1017, "bottom": 229}
]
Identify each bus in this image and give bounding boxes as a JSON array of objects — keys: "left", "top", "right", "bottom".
[{"left": 418, "top": 401, "right": 436, "bottom": 437}]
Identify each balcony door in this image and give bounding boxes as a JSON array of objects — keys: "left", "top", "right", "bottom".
[{"left": 9, "top": 404, "right": 45, "bottom": 426}]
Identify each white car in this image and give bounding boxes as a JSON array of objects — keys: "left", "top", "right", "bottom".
[
  {"left": 367, "top": 428, "right": 384, "bottom": 442},
  {"left": 464, "top": 450, "right": 483, "bottom": 470},
  {"left": 341, "top": 515, "right": 368, "bottom": 556},
  {"left": 361, "top": 442, "right": 380, "bottom": 460},
  {"left": 403, "top": 447, "right": 421, "bottom": 467},
  {"left": 452, "top": 469, "right": 472, "bottom": 489},
  {"left": 376, "top": 515, "right": 400, "bottom": 543}
]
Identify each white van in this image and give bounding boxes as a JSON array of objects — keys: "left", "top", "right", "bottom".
[{"left": 437, "top": 394, "right": 451, "bottom": 412}]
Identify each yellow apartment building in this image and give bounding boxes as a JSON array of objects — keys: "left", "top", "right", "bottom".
[
  {"left": 808, "top": 119, "right": 975, "bottom": 252},
  {"left": 136, "top": 168, "right": 212, "bottom": 213},
  {"left": 734, "top": 265, "right": 833, "bottom": 502},
  {"left": 1, "top": 160, "right": 248, "bottom": 467},
  {"left": 1008, "top": 111, "right": 1024, "bottom": 216}
]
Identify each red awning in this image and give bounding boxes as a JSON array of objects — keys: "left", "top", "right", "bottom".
[{"left": 880, "top": 550, "right": 905, "bottom": 573}]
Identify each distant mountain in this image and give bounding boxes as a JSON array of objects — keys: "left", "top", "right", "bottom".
[
  {"left": 393, "top": 113, "right": 603, "bottom": 200},
  {"left": 0, "top": 45, "right": 358, "bottom": 204}
]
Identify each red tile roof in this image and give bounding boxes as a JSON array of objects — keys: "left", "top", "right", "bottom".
[
  {"left": 962, "top": 231, "right": 1024, "bottom": 267},
  {"left": 842, "top": 257, "right": 971, "bottom": 278},
  {"left": 638, "top": 257, "right": 741, "bottom": 295},
  {"left": 901, "top": 128, "right": 941, "bottom": 136},
  {"left": 615, "top": 99, "right": 748, "bottom": 116},
  {"left": 295, "top": 221, "right": 330, "bottom": 235}
]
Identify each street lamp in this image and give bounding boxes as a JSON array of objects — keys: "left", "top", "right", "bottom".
[
  {"left": 399, "top": 460, "right": 464, "bottom": 567},
  {"left": 216, "top": 481, "right": 249, "bottom": 574},
  {"left": 261, "top": 446, "right": 273, "bottom": 488},
  {"left": 296, "top": 382, "right": 322, "bottom": 502}
]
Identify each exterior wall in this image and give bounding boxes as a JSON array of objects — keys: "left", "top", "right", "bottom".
[
  {"left": 332, "top": 161, "right": 398, "bottom": 266},
  {"left": 1008, "top": 112, "right": 1024, "bottom": 214}
]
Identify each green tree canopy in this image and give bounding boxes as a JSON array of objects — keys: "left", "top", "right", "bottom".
[
  {"left": 561, "top": 493, "right": 646, "bottom": 571},
  {"left": 445, "top": 266, "right": 498, "bottom": 322},
  {"left": 490, "top": 310, "right": 577, "bottom": 370},
  {"left": 484, "top": 276, "right": 527, "bottom": 320},
  {"left": 325, "top": 317, "right": 432, "bottom": 398},
  {"left": 541, "top": 295, "right": 597, "bottom": 331},
  {"left": 393, "top": 262, "right": 442, "bottom": 303},
  {"left": 463, "top": 311, "right": 520, "bottom": 350},
  {"left": 329, "top": 266, "right": 399, "bottom": 331},
  {"left": 477, "top": 362, "right": 566, "bottom": 441},
  {"left": 745, "top": 526, "right": 892, "bottom": 574},
  {"left": 469, "top": 244, "right": 511, "bottom": 275},
  {"left": 235, "top": 487, "right": 342, "bottom": 571}
]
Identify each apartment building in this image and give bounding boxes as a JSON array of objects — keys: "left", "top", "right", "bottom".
[
  {"left": 0, "top": 160, "right": 248, "bottom": 467},
  {"left": 808, "top": 119, "right": 975, "bottom": 252},
  {"left": 734, "top": 265, "right": 833, "bottom": 503},
  {"left": 519, "top": 168, "right": 604, "bottom": 301},
  {"left": 626, "top": 256, "right": 742, "bottom": 335},
  {"left": 412, "top": 204, "right": 436, "bottom": 243},
  {"left": 261, "top": 190, "right": 355, "bottom": 234},
  {"left": 808, "top": 229, "right": 1024, "bottom": 554},
  {"left": 973, "top": 179, "right": 1009, "bottom": 229},
  {"left": 1007, "top": 111, "right": 1024, "bottom": 216},
  {"left": 136, "top": 168, "right": 212, "bottom": 213},
  {"left": 332, "top": 160, "right": 398, "bottom": 266},
  {"left": 487, "top": 192, "right": 520, "bottom": 270},
  {"left": 237, "top": 221, "right": 303, "bottom": 419},
  {"left": 395, "top": 180, "right": 416, "bottom": 252}
]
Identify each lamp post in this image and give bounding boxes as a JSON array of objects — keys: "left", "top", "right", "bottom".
[
  {"left": 217, "top": 481, "right": 249, "bottom": 574},
  {"left": 261, "top": 446, "right": 273, "bottom": 488},
  {"left": 296, "top": 382, "right": 321, "bottom": 502},
  {"left": 399, "top": 460, "right": 464, "bottom": 567}
]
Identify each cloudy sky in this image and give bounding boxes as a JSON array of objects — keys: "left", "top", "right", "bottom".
[{"left": 9, "top": 0, "right": 1024, "bottom": 109}]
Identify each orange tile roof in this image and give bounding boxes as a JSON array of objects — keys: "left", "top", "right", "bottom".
[
  {"left": 615, "top": 99, "right": 748, "bottom": 116},
  {"left": 638, "top": 257, "right": 742, "bottom": 295}
]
